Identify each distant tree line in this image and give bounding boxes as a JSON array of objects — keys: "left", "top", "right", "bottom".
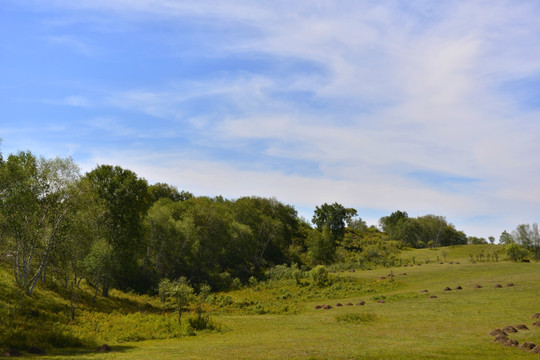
[{"left": 2, "top": 147, "right": 528, "bottom": 299}]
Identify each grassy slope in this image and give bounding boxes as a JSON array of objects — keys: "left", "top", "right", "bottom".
[{"left": 33, "top": 244, "right": 539, "bottom": 360}]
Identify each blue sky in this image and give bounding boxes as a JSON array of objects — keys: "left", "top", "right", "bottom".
[{"left": 2, "top": 0, "right": 540, "bottom": 239}]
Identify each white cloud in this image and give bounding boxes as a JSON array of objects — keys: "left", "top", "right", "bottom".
[{"left": 8, "top": 0, "right": 540, "bottom": 238}]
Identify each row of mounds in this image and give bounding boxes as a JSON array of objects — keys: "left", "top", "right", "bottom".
[
  {"left": 489, "top": 313, "right": 540, "bottom": 354},
  {"left": 315, "top": 301, "right": 367, "bottom": 310},
  {"left": 2, "top": 346, "right": 46, "bottom": 357}
]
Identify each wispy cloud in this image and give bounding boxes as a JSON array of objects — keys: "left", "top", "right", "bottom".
[{"left": 3, "top": 0, "right": 540, "bottom": 238}]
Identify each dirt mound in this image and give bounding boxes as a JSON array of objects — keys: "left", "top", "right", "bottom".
[
  {"left": 454, "top": 285, "right": 463, "bottom": 290},
  {"left": 531, "top": 345, "right": 540, "bottom": 353},
  {"left": 501, "top": 339, "right": 519, "bottom": 347},
  {"left": 502, "top": 325, "right": 518, "bottom": 333},
  {"left": 506, "top": 283, "right": 515, "bottom": 287},
  {"left": 315, "top": 305, "right": 322, "bottom": 309},
  {"left": 531, "top": 313, "right": 540, "bottom": 319},
  {"left": 489, "top": 329, "right": 507, "bottom": 337},
  {"left": 493, "top": 334, "right": 509, "bottom": 343},
  {"left": 356, "top": 301, "right": 365, "bottom": 306},
  {"left": 439, "top": 262, "right": 444, "bottom": 264},
  {"left": 518, "top": 342, "right": 536, "bottom": 350},
  {"left": 474, "top": 284, "right": 482, "bottom": 289},
  {"left": 429, "top": 295, "right": 438, "bottom": 298},
  {"left": 532, "top": 321, "right": 540, "bottom": 327},
  {"left": 27, "top": 346, "right": 46, "bottom": 355},
  {"left": 97, "top": 344, "right": 113, "bottom": 352},
  {"left": 323, "top": 305, "right": 332, "bottom": 310},
  {"left": 443, "top": 287, "right": 452, "bottom": 291},
  {"left": 515, "top": 324, "right": 529, "bottom": 331},
  {"left": 494, "top": 284, "right": 503, "bottom": 288},
  {"left": 336, "top": 303, "right": 343, "bottom": 307},
  {"left": 420, "top": 289, "right": 428, "bottom": 293},
  {"left": 400, "top": 273, "right": 407, "bottom": 275},
  {"left": 3, "top": 348, "right": 23, "bottom": 357}
]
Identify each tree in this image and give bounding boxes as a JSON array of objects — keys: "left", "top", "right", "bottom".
[
  {"left": 307, "top": 225, "right": 335, "bottom": 265},
  {"left": 505, "top": 243, "right": 529, "bottom": 262},
  {"left": 312, "top": 203, "right": 357, "bottom": 241},
  {"left": 84, "top": 165, "right": 150, "bottom": 294},
  {"left": 488, "top": 236, "right": 495, "bottom": 245},
  {"left": 159, "top": 277, "right": 194, "bottom": 322},
  {"left": 0, "top": 151, "right": 80, "bottom": 295},
  {"left": 499, "top": 230, "right": 513, "bottom": 245}
]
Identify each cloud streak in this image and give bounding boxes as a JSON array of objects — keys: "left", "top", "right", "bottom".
[{"left": 3, "top": 0, "right": 540, "bottom": 238}]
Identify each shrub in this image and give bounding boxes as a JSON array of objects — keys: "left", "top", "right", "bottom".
[{"left": 310, "top": 265, "right": 330, "bottom": 287}]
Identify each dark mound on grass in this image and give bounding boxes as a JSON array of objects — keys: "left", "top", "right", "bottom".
[
  {"left": 502, "top": 325, "right": 517, "bottom": 333},
  {"left": 489, "top": 329, "right": 507, "bottom": 337},
  {"left": 98, "top": 344, "right": 113, "bottom": 352},
  {"left": 531, "top": 313, "right": 540, "bottom": 319},
  {"left": 315, "top": 305, "right": 322, "bottom": 309},
  {"left": 379, "top": 276, "right": 386, "bottom": 280},
  {"left": 518, "top": 342, "right": 536, "bottom": 350},
  {"left": 502, "top": 339, "right": 519, "bottom": 347},
  {"left": 494, "top": 284, "right": 503, "bottom": 288},
  {"left": 356, "top": 301, "right": 365, "bottom": 306},
  {"left": 474, "top": 284, "right": 482, "bottom": 289},
  {"left": 443, "top": 287, "right": 452, "bottom": 291},
  {"left": 3, "top": 348, "right": 23, "bottom": 357},
  {"left": 507, "top": 283, "right": 515, "bottom": 287},
  {"left": 323, "top": 305, "right": 332, "bottom": 310},
  {"left": 439, "top": 262, "right": 444, "bottom": 264},
  {"left": 515, "top": 324, "right": 529, "bottom": 331},
  {"left": 400, "top": 273, "right": 407, "bottom": 275},
  {"left": 533, "top": 321, "right": 540, "bottom": 327},
  {"left": 346, "top": 303, "right": 353, "bottom": 306},
  {"left": 420, "top": 289, "right": 428, "bottom": 293},
  {"left": 429, "top": 295, "right": 438, "bottom": 298},
  {"left": 336, "top": 303, "right": 343, "bottom": 307},
  {"left": 455, "top": 285, "right": 462, "bottom": 290},
  {"left": 449, "top": 261, "right": 454, "bottom": 264},
  {"left": 493, "top": 334, "right": 509, "bottom": 343},
  {"left": 27, "top": 346, "right": 46, "bottom": 355},
  {"left": 531, "top": 345, "right": 540, "bottom": 353},
  {"left": 455, "top": 261, "right": 460, "bottom": 264}
]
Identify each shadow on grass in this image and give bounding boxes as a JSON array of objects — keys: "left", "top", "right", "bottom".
[{"left": 43, "top": 345, "right": 135, "bottom": 357}]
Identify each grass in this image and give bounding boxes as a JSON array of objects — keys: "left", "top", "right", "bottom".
[{"left": 3, "top": 245, "right": 540, "bottom": 359}]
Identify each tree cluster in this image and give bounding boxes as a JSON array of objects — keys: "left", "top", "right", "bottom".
[
  {"left": 0, "top": 148, "right": 485, "bottom": 300},
  {"left": 379, "top": 211, "right": 467, "bottom": 248}
]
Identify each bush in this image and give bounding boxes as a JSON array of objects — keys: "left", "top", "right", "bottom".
[
  {"left": 505, "top": 243, "right": 529, "bottom": 262},
  {"left": 310, "top": 265, "right": 330, "bottom": 287}
]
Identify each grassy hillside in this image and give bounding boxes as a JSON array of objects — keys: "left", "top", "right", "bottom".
[{"left": 2, "top": 244, "right": 539, "bottom": 359}]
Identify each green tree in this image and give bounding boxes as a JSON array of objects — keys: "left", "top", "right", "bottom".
[
  {"left": 84, "top": 165, "right": 150, "bottom": 294},
  {"left": 499, "top": 230, "right": 513, "bottom": 245},
  {"left": 159, "top": 277, "right": 194, "bottom": 322},
  {"left": 312, "top": 203, "right": 357, "bottom": 241},
  {"left": 0, "top": 151, "right": 80, "bottom": 295},
  {"left": 307, "top": 225, "right": 335, "bottom": 265},
  {"left": 505, "top": 243, "right": 529, "bottom": 262}
]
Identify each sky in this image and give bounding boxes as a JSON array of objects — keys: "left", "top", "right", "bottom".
[{"left": 1, "top": 0, "right": 539, "bottom": 239}]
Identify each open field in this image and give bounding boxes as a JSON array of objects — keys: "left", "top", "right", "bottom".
[{"left": 33, "top": 245, "right": 539, "bottom": 359}]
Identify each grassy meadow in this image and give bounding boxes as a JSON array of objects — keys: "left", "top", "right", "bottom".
[{"left": 4, "top": 244, "right": 540, "bottom": 359}]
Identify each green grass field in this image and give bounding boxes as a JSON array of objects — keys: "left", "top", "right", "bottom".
[{"left": 5, "top": 245, "right": 540, "bottom": 359}]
